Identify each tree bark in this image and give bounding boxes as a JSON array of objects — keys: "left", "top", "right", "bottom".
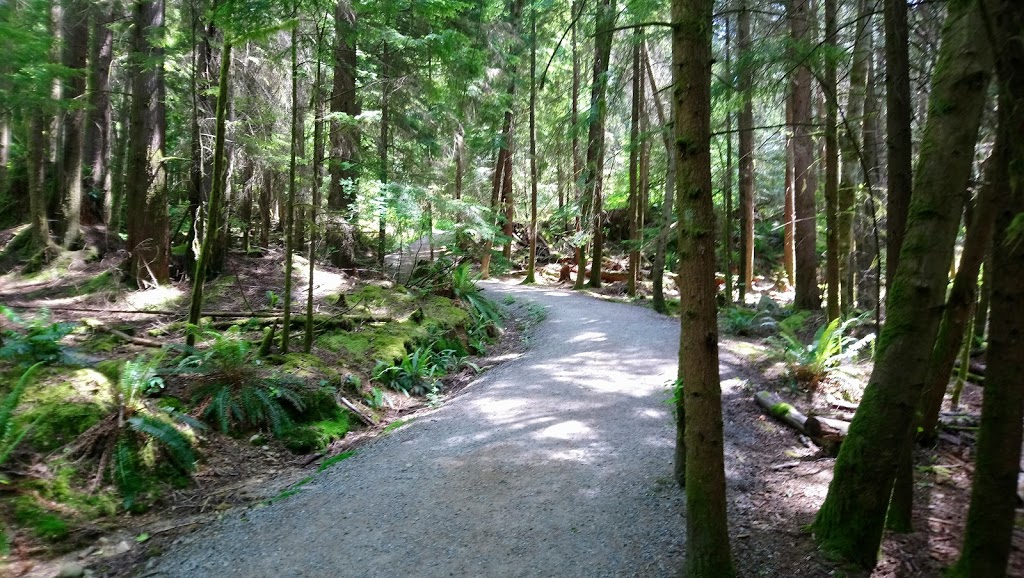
[
  {"left": 60, "top": 0, "right": 88, "bottom": 247},
  {"left": 672, "top": 0, "right": 735, "bottom": 573},
  {"left": 86, "top": 0, "right": 113, "bottom": 228},
  {"left": 626, "top": 29, "right": 641, "bottom": 297},
  {"left": 737, "top": 0, "right": 754, "bottom": 303},
  {"left": 523, "top": 3, "right": 538, "bottom": 284},
  {"left": 813, "top": 1, "right": 993, "bottom": 567},
  {"left": 884, "top": 0, "right": 912, "bottom": 290},
  {"left": 585, "top": 0, "right": 616, "bottom": 289},
  {"left": 328, "top": 0, "right": 359, "bottom": 268},
  {"left": 823, "top": 0, "right": 839, "bottom": 321},
  {"left": 125, "top": 0, "right": 170, "bottom": 287},
  {"left": 950, "top": 9, "right": 1024, "bottom": 568},
  {"left": 646, "top": 45, "right": 676, "bottom": 314},
  {"left": 791, "top": 0, "right": 819, "bottom": 311}
]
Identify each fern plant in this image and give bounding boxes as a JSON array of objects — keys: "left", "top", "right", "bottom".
[
  {"left": 67, "top": 355, "right": 201, "bottom": 510},
  {"left": 774, "top": 315, "right": 875, "bottom": 393},
  {"left": 0, "top": 306, "right": 76, "bottom": 367},
  {"left": 373, "top": 346, "right": 441, "bottom": 396},
  {"left": 179, "top": 326, "right": 307, "bottom": 435},
  {"left": 0, "top": 362, "right": 44, "bottom": 466}
]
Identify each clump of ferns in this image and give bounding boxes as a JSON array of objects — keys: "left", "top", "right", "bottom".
[
  {"left": 65, "top": 354, "right": 201, "bottom": 510},
  {"left": 177, "top": 326, "right": 306, "bottom": 436}
]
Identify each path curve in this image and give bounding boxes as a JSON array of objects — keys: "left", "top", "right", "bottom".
[{"left": 149, "top": 281, "right": 750, "bottom": 577}]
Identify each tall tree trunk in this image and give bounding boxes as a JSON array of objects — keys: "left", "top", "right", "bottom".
[
  {"left": 282, "top": 17, "right": 299, "bottom": 354},
  {"left": 585, "top": 0, "right": 616, "bottom": 288},
  {"left": 377, "top": 43, "right": 389, "bottom": 269},
  {"left": 791, "top": 0, "right": 819, "bottom": 311},
  {"left": 884, "top": 0, "right": 912, "bottom": 291},
  {"left": 784, "top": 93, "right": 796, "bottom": 288},
  {"left": 672, "top": 0, "right": 735, "bottom": 573},
  {"left": 917, "top": 147, "right": 999, "bottom": 441},
  {"left": 328, "top": 0, "right": 359, "bottom": 268},
  {"left": 86, "top": 0, "right": 113, "bottom": 228},
  {"left": 306, "top": 51, "right": 326, "bottom": 353},
  {"left": 186, "top": 39, "right": 232, "bottom": 347},
  {"left": 523, "top": 3, "right": 538, "bottom": 284},
  {"left": 28, "top": 114, "right": 54, "bottom": 252},
  {"left": 951, "top": 6, "right": 1024, "bottom": 568},
  {"left": 646, "top": 45, "right": 676, "bottom": 314},
  {"left": 125, "top": 0, "right": 170, "bottom": 287},
  {"left": 626, "top": 29, "right": 641, "bottom": 297},
  {"left": 570, "top": 0, "right": 585, "bottom": 289},
  {"left": 812, "top": 1, "right": 993, "bottom": 567},
  {"left": 838, "top": 0, "right": 870, "bottom": 315},
  {"left": 737, "top": 0, "right": 754, "bottom": 303},
  {"left": 823, "top": 0, "right": 839, "bottom": 321},
  {"left": 60, "top": 0, "right": 88, "bottom": 247}
]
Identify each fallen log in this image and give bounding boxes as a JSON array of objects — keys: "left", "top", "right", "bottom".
[
  {"left": 805, "top": 416, "right": 850, "bottom": 437},
  {"left": 824, "top": 394, "right": 859, "bottom": 411},
  {"left": 92, "top": 323, "right": 164, "bottom": 348},
  {"left": 338, "top": 396, "right": 377, "bottom": 426},
  {"left": 754, "top": 391, "right": 808, "bottom": 433}
]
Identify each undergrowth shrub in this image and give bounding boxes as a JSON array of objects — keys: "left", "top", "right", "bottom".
[
  {"left": 772, "top": 314, "right": 875, "bottom": 393},
  {"left": 179, "top": 327, "right": 308, "bottom": 436},
  {"left": 0, "top": 306, "right": 76, "bottom": 367}
]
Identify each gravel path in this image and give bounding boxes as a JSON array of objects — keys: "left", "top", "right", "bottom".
[{"left": 148, "top": 280, "right": 752, "bottom": 578}]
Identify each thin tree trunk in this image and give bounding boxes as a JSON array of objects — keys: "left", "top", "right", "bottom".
[
  {"left": 306, "top": 47, "right": 326, "bottom": 354},
  {"left": 28, "top": 115, "right": 53, "bottom": 252},
  {"left": 86, "top": 0, "right": 113, "bottom": 227},
  {"left": 626, "top": 29, "right": 641, "bottom": 297},
  {"left": 737, "top": 0, "right": 754, "bottom": 303},
  {"left": 813, "top": 1, "right": 993, "bottom": 567},
  {"left": 646, "top": 44, "right": 676, "bottom": 314},
  {"left": 523, "top": 3, "right": 538, "bottom": 284},
  {"left": 186, "top": 39, "right": 232, "bottom": 347},
  {"left": 672, "top": 0, "right": 735, "bottom": 572},
  {"left": 282, "top": 17, "right": 299, "bottom": 354},
  {"left": 585, "top": 0, "right": 616, "bottom": 289},
  {"left": 823, "top": 0, "right": 839, "bottom": 321},
  {"left": 571, "top": 0, "right": 585, "bottom": 289},
  {"left": 884, "top": 0, "right": 912, "bottom": 290}
]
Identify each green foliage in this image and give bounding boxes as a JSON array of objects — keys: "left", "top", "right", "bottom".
[
  {"left": 773, "top": 315, "right": 875, "bottom": 387},
  {"left": 0, "top": 306, "right": 76, "bottom": 367},
  {"left": 364, "top": 386, "right": 392, "bottom": 410},
  {"left": 0, "top": 363, "right": 44, "bottom": 466},
  {"left": 374, "top": 346, "right": 441, "bottom": 396},
  {"left": 179, "top": 327, "right": 307, "bottom": 436},
  {"left": 280, "top": 412, "right": 350, "bottom": 453},
  {"left": 720, "top": 307, "right": 759, "bottom": 335},
  {"left": 12, "top": 495, "right": 69, "bottom": 541},
  {"left": 318, "top": 450, "right": 355, "bottom": 472}
]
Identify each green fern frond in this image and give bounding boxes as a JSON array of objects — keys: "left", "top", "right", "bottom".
[
  {"left": 128, "top": 415, "right": 197, "bottom": 472},
  {"left": 113, "top": 437, "right": 143, "bottom": 510}
]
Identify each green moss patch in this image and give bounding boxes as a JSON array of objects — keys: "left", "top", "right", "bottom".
[
  {"left": 280, "top": 412, "right": 350, "bottom": 453},
  {"left": 16, "top": 368, "right": 113, "bottom": 452},
  {"left": 12, "top": 496, "right": 69, "bottom": 541},
  {"left": 770, "top": 402, "right": 794, "bottom": 419},
  {"left": 272, "top": 353, "right": 341, "bottom": 384}
]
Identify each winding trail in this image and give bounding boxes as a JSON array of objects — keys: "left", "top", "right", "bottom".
[{"left": 150, "top": 280, "right": 752, "bottom": 578}]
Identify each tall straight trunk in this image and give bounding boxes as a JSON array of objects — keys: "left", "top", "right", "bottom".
[
  {"left": 838, "top": 0, "right": 870, "bottom": 314},
  {"left": 917, "top": 141, "right": 999, "bottom": 441},
  {"left": 306, "top": 57, "right": 326, "bottom": 353},
  {"left": 973, "top": 252, "right": 991, "bottom": 340},
  {"left": 481, "top": 107, "right": 512, "bottom": 280},
  {"left": 884, "top": 0, "right": 912, "bottom": 290},
  {"left": 585, "top": 0, "right": 616, "bottom": 288},
  {"left": 813, "top": 1, "right": 993, "bottom": 567},
  {"left": 784, "top": 93, "right": 795, "bottom": 287},
  {"left": 28, "top": 115, "right": 53, "bottom": 251},
  {"left": 377, "top": 43, "right": 389, "bottom": 269},
  {"left": 186, "top": 39, "right": 232, "bottom": 347},
  {"left": 823, "top": 0, "right": 839, "bottom": 321},
  {"left": 260, "top": 169, "right": 272, "bottom": 248},
  {"left": 523, "top": 4, "right": 538, "bottom": 284},
  {"left": 570, "top": 0, "right": 585, "bottom": 289},
  {"left": 125, "top": 0, "right": 169, "bottom": 286},
  {"left": 328, "top": 0, "right": 359, "bottom": 268},
  {"left": 86, "top": 0, "right": 113, "bottom": 226},
  {"left": 722, "top": 17, "right": 733, "bottom": 305},
  {"left": 858, "top": 40, "right": 881, "bottom": 313},
  {"left": 791, "top": 0, "right": 819, "bottom": 311},
  {"left": 672, "top": 0, "right": 734, "bottom": 573},
  {"left": 453, "top": 124, "right": 464, "bottom": 201},
  {"left": 951, "top": 6, "right": 1024, "bottom": 568},
  {"left": 737, "top": 0, "right": 754, "bottom": 302},
  {"left": 646, "top": 45, "right": 676, "bottom": 314},
  {"left": 501, "top": 131, "right": 514, "bottom": 260},
  {"left": 61, "top": 0, "right": 88, "bottom": 247},
  {"left": 282, "top": 18, "right": 299, "bottom": 354},
  {"left": 626, "top": 30, "right": 641, "bottom": 297}
]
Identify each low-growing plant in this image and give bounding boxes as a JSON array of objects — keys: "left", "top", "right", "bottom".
[
  {"left": 179, "top": 327, "right": 307, "bottom": 436},
  {"left": 0, "top": 363, "right": 44, "bottom": 467},
  {"left": 0, "top": 306, "right": 76, "bottom": 367},
  {"left": 374, "top": 345, "right": 440, "bottom": 396},
  {"left": 773, "top": 315, "right": 875, "bottom": 394},
  {"left": 67, "top": 355, "right": 202, "bottom": 510},
  {"left": 720, "top": 307, "right": 759, "bottom": 336}
]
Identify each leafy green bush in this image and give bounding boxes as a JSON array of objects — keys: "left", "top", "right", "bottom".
[
  {"left": 374, "top": 345, "right": 440, "bottom": 396},
  {"left": 0, "top": 306, "right": 76, "bottom": 367},
  {"left": 178, "top": 327, "right": 308, "bottom": 436},
  {"left": 67, "top": 355, "right": 201, "bottom": 511},
  {"left": 720, "top": 307, "right": 758, "bottom": 336},
  {"left": 773, "top": 315, "right": 875, "bottom": 391}
]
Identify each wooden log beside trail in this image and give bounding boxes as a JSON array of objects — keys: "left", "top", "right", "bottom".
[{"left": 755, "top": 391, "right": 850, "bottom": 454}]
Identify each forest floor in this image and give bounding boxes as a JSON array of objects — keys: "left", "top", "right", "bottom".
[{"left": 0, "top": 237, "right": 1021, "bottom": 577}]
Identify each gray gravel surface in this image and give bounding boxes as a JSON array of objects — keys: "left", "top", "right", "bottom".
[{"left": 148, "top": 281, "right": 751, "bottom": 578}]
